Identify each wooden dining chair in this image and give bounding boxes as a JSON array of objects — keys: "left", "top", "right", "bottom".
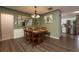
[
  {"left": 31, "top": 32, "right": 41, "bottom": 47},
  {"left": 23, "top": 27, "right": 32, "bottom": 42},
  {"left": 36, "top": 26, "right": 41, "bottom": 30},
  {"left": 26, "top": 28, "right": 33, "bottom": 42},
  {"left": 41, "top": 27, "right": 50, "bottom": 39}
]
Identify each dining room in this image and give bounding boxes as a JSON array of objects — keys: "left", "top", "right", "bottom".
[{"left": 1, "top": 6, "right": 79, "bottom": 52}]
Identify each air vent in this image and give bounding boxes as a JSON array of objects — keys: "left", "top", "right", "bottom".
[{"left": 48, "top": 7, "right": 53, "bottom": 10}]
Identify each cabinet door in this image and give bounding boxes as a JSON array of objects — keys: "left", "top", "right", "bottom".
[
  {"left": 0, "top": 14, "right": 1, "bottom": 39},
  {"left": 1, "top": 13, "right": 14, "bottom": 40}
]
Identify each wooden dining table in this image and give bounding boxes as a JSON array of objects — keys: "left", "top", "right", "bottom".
[{"left": 24, "top": 28, "right": 48, "bottom": 45}]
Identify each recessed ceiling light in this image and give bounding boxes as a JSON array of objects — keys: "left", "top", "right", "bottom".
[{"left": 73, "top": 11, "right": 79, "bottom": 13}]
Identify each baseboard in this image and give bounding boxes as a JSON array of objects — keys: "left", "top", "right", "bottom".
[
  {"left": 0, "top": 38, "right": 14, "bottom": 41},
  {"left": 50, "top": 36, "right": 59, "bottom": 39},
  {"left": 14, "top": 36, "right": 24, "bottom": 39}
]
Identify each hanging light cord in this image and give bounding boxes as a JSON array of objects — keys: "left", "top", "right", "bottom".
[{"left": 35, "top": 6, "right": 37, "bottom": 18}]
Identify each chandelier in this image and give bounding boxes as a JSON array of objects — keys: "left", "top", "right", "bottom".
[{"left": 31, "top": 6, "right": 40, "bottom": 18}]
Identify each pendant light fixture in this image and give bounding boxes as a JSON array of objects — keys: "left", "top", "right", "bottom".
[{"left": 31, "top": 6, "right": 40, "bottom": 18}]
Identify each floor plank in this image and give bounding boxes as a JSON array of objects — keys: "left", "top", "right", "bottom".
[{"left": 0, "top": 34, "right": 79, "bottom": 52}]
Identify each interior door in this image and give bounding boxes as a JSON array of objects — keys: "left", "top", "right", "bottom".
[{"left": 1, "top": 13, "right": 14, "bottom": 40}]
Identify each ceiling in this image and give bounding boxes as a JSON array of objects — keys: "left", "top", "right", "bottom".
[
  {"left": 5, "top": 6, "right": 53, "bottom": 14},
  {"left": 5, "top": 6, "right": 79, "bottom": 16}
]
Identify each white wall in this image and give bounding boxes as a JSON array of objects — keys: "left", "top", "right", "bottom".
[{"left": 14, "top": 29, "right": 24, "bottom": 39}]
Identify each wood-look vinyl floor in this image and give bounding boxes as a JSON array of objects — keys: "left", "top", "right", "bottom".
[{"left": 0, "top": 35, "right": 79, "bottom": 52}]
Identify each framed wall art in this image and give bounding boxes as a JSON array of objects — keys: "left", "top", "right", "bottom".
[{"left": 44, "top": 14, "right": 53, "bottom": 23}]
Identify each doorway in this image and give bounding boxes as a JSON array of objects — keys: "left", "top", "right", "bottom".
[
  {"left": 1, "top": 13, "right": 14, "bottom": 40},
  {"left": 61, "top": 19, "right": 76, "bottom": 35}
]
